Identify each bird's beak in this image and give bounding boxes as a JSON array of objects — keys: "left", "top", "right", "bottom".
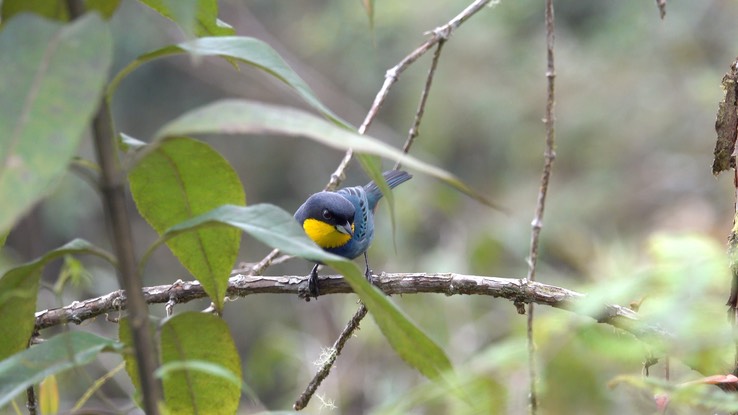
[{"left": 336, "top": 222, "right": 354, "bottom": 236}]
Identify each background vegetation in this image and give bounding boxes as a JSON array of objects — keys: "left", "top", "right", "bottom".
[{"left": 2, "top": 0, "right": 738, "bottom": 414}]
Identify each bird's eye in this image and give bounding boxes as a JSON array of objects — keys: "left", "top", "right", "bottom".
[{"left": 322, "top": 209, "right": 333, "bottom": 220}]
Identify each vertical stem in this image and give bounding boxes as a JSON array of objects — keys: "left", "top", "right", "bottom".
[
  {"left": 526, "top": 0, "right": 556, "bottom": 413},
  {"left": 64, "top": 2, "right": 162, "bottom": 411},
  {"left": 25, "top": 386, "right": 36, "bottom": 415},
  {"left": 92, "top": 101, "right": 162, "bottom": 414}
]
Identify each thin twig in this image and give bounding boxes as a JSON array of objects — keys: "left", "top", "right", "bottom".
[
  {"left": 655, "top": 0, "right": 666, "bottom": 19},
  {"left": 247, "top": 248, "right": 282, "bottom": 276},
  {"left": 395, "top": 39, "right": 446, "bottom": 170},
  {"left": 293, "top": 304, "right": 368, "bottom": 410},
  {"left": 324, "top": 0, "right": 494, "bottom": 191},
  {"left": 526, "top": 0, "right": 557, "bottom": 413}
]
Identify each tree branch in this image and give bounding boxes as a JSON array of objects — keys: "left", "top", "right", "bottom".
[
  {"left": 40, "top": 271, "right": 738, "bottom": 390},
  {"left": 36, "top": 272, "right": 659, "bottom": 335}
]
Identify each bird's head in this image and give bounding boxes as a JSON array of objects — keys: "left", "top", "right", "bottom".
[{"left": 299, "top": 192, "right": 355, "bottom": 248}]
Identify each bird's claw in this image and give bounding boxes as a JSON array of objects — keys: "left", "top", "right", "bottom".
[
  {"left": 364, "top": 267, "right": 375, "bottom": 285},
  {"left": 307, "top": 266, "right": 320, "bottom": 300}
]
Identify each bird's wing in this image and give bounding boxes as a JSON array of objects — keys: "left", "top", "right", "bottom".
[{"left": 337, "top": 186, "right": 370, "bottom": 241}]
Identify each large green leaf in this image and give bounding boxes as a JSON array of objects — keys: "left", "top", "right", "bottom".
[
  {"left": 0, "top": 0, "right": 69, "bottom": 22},
  {"left": 137, "top": 0, "right": 234, "bottom": 38},
  {"left": 0, "top": 13, "right": 112, "bottom": 233},
  {"left": 148, "top": 203, "right": 452, "bottom": 380},
  {"left": 0, "top": 331, "right": 120, "bottom": 409},
  {"left": 129, "top": 136, "right": 244, "bottom": 312},
  {"left": 108, "top": 36, "right": 345, "bottom": 126},
  {"left": 160, "top": 312, "right": 241, "bottom": 415},
  {"left": 149, "top": 99, "right": 498, "bottom": 208},
  {"left": 0, "top": 239, "right": 115, "bottom": 361},
  {"left": 146, "top": 204, "right": 339, "bottom": 266}
]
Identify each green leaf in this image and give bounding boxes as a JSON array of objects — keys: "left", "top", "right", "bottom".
[
  {"left": 137, "top": 0, "right": 234, "bottom": 38},
  {"left": 39, "top": 375, "right": 59, "bottom": 415},
  {"left": 0, "top": 13, "right": 112, "bottom": 234},
  {"left": 156, "top": 360, "right": 242, "bottom": 389},
  {"left": 160, "top": 312, "right": 241, "bottom": 415},
  {"left": 148, "top": 204, "right": 338, "bottom": 266},
  {"left": 0, "top": 331, "right": 119, "bottom": 409},
  {"left": 118, "top": 316, "right": 157, "bottom": 397},
  {"left": 331, "top": 261, "right": 453, "bottom": 380},
  {"left": 119, "top": 132, "right": 148, "bottom": 151},
  {"left": 85, "top": 0, "right": 122, "bottom": 19},
  {"left": 151, "top": 203, "right": 452, "bottom": 380},
  {"left": 150, "top": 100, "right": 499, "bottom": 209},
  {"left": 0, "top": 239, "right": 115, "bottom": 361},
  {"left": 130, "top": 136, "right": 244, "bottom": 312},
  {"left": 355, "top": 154, "right": 398, "bottom": 250},
  {"left": 107, "top": 37, "right": 345, "bottom": 126},
  {"left": 0, "top": 0, "right": 69, "bottom": 22}
]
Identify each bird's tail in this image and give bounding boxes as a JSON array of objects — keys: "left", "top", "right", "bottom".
[{"left": 364, "top": 170, "right": 413, "bottom": 208}]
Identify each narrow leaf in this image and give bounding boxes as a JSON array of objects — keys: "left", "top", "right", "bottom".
[
  {"left": 160, "top": 312, "right": 241, "bottom": 415},
  {"left": 0, "top": 13, "right": 112, "bottom": 233},
  {"left": 130, "top": 136, "right": 244, "bottom": 312},
  {"left": 108, "top": 37, "right": 345, "bottom": 126},
  {"left": 39, "top": 375, "right": 59, "bottom": 415},
  {"left": 0, "top": 239, "right": 115, "bottom": 361},
  {"left": 137, "top": 0, "right": 234, "bottom": 38},
  {"left": 151, "top": 100, "right": 500, "bottom": 209},
  {"left": 0, "top": 332, "right": 119, "bottom": 409},
  {"left": 331, "top": 260, "right": 453, "bottom": 380},
  {"left": 151, "top": 204, "right": 339, "bottom": 265},
  {"left": 154, "top": 203, "right": 452, "bottom": 380}
]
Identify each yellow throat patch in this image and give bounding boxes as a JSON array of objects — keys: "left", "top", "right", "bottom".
[{"left": 303, "top": 218, "right": 353, "bottom": 249}]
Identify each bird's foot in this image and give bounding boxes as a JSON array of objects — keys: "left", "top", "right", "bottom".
[
  {"left": 300, "top": 264, "right": 320, "bottom": 301},
  {"left": 364, "top": 267, "right": 375, "bottom": 286}
]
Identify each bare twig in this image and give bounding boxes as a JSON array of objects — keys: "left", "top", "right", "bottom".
[
  {"left": 293, "top": 304, "right": 368, "bottom": 410},
  {"left": 324, "top": 0, "right": 494, "bottom": 191},
  {"left": 525, "top": 0, "right": 557, "bottom": 413},
  {"left": 655, "top": 0, "right": 666, "bottom": 19},
  {"left": 395, "top": 40, "right": 446, "bottom": 170},
  {"left": 26, "top": 385, "right": 37, "bottom": 415}
]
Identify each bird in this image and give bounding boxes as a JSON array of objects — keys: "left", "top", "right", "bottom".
[{"left": 294, "top": 170, "right": 412, "bottom": 298}]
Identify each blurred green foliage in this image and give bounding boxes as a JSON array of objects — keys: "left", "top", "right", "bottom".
[{"left": 4, "top": 0, "right": 738, "bottom": 413}]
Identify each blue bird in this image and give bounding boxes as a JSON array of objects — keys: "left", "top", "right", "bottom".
[{"left": 295, "top": 170, "right": 412, "bottom": 298}]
